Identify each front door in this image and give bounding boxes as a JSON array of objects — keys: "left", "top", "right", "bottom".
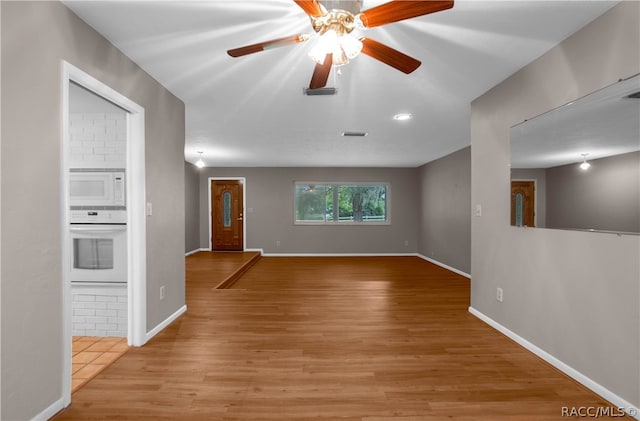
[
  {"left": 211, "top": 180, "right": 244, "bottom": 251},
  {"left": 511, "top": 180, "right": 535, "bottom": 227}
]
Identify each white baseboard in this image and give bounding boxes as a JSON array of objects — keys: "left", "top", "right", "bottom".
[
  {"left": 34, "top": 305, "right": 187, "bottom": 421},
  {"left": 31, "top": 397, "right": 64, "bottom": 421},
  {"left": 468, "top": 306, "right": 639, "bottom": 420},
  {"left": 187, "top": 248, "right": 264, "bottom": 256},
  {"left": 185, "top": 248, "right": 208, "bottom": 256},
  {"left": 261, "top": 252, "right": 418, "bottom": 257},
  {"left": 417, "top": 254, "right": 470, "bottom": 278},
  {"left": 146, "top": 304, "right": 187, "bottom": 342}
]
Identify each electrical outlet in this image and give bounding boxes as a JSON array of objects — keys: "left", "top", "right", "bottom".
[
  {"left": 404, "top": 240, "right": 409, "bottom": 246},
  {"left": 276, "top": 240, "right": 281, "bottom": 247},
  {"left": 496, "top": 287, "right": 503, "bottom": 302},
  {"left": 475, "top": 204, "right": 482, "bottom": 217},
  {"left": 160, "top": 285, "right": 165, "bottom": 300}
]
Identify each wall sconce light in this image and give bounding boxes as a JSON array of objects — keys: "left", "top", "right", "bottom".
[
  {"left": 195, "top": 151, "right": 205, "bottom": 169},
  {"left": 579, "top": 153, "right": 591, "bottom": 170}
]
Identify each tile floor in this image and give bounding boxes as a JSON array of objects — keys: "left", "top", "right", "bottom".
[{"left": 72, "top": 336, "right": 129, "bottom": 393}]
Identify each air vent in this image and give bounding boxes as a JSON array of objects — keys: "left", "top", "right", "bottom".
[
  {"left": 341, "top": 131, "right": 368, "bottom": 137},
  {"left": 625, "top": 91, "right": 640, "bottom": 99},
  {"left": 303, "top": 87, "right": 337, "bottom": 96}
]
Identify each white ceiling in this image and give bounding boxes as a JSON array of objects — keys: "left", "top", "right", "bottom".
[
  {"left": 62, "top": 0, "right": 618, "bottom": 168},
  {"left": 511, "top": 74, "right": 640, "bottom": 168}
]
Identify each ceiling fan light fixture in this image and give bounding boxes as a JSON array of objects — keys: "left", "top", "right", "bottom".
[
  {"left": 309, "top": 33, "right": 362, "bottom": 66},
  {"left": 340, "top": 34, "right": 363, "bottom": 59},
  {"left": 332, "top": 46, "right": 350, "bottom": 66},
  {"left": 308, "top": 8, "right": 362, "bottom": 67},
  {"left": 309, "top": 29, "right": 339, "bottom": 64},
  {"left": 229, "top": 0, "right": 452, "bottom": 89}
]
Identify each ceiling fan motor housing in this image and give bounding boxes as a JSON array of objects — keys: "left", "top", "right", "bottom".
[
  {"left": 311, "top": 9, "right": 357, "bottom": 36},
  {"left": 321, "top": 0, "right": 363, "bottom": 16}
]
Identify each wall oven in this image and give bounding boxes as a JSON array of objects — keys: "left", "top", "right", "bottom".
[{"left": 69, "top": 210, "right": 127, "bottom": 284}]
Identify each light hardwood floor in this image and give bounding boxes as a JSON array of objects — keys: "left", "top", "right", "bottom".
[{"left": 53, "top": 254, "right": 625, "bottom": 420}]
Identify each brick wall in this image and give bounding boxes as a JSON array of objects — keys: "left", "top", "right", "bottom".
[
  {"left": 69, "top": 112, "right": 126, "bottom": 168},
  {"left": 69, "top": 112, "right": 128, "bottom": 337},
  {"left": 72, "top": 285, "right": 127, "bottom": 337}
]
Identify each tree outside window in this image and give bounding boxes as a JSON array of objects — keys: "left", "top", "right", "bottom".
[{"left": 295, "top": 183, "right": 388, "bottom": 224}]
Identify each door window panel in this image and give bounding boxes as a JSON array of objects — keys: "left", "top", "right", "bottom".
[{"left": 223, "top": 191, "right": 232, "bottom": 227}]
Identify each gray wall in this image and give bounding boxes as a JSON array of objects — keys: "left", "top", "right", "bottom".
[
  {"left": 1, "top": 2, "right": 185, "bottom": 420},
  {"left": 546, "top": 151, "right": 639, "bottom": 233},
  {"left": 418, "top": 146, "right": 471, "bottom": 274},
  {"left": 471, "top": 1, "right": 639, "bottom": 407},
  {"left": 198, "top": 167, "right": 420, "bottom": 254},
  {"left": 185, "top": 162, "right": 201, "bottom": 253}
]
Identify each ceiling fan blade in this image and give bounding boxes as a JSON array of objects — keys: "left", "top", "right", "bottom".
[
  {"left": 293, "top": 0, "right": 326, "bottom": 17},
  {"left": 227, "top": 34, "right": 309, "bottom": 57},
  {"left": 309, "top": 54, "right": 333, "bottom": 89},
  {"left": 360, "top": 38, "right": 421, "bottom": 74},
  {"left": 358, "top": 1, "right": 453, "bottom": 28}
]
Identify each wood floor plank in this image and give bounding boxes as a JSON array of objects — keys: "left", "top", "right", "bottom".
[{"left": 52, "top": 255, "right": 628, "bottom": 420}]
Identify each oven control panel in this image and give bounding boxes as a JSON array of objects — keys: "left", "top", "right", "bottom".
[{"left": 69, "top": 209, "right": 127, "bottom": 224}]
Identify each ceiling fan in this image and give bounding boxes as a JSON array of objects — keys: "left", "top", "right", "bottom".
[{"left": 227, "top": 0, "right": 454, "bottom": 90}]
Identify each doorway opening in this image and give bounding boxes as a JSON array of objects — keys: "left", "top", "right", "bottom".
[
  {"left": 62, "top": 62, "right": 147, "bottom": 406},
  {"left": 209, "top": 178, "right": 246, "bottom": 251}
]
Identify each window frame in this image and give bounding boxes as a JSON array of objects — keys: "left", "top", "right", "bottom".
[{"left": 293, "top": 181, "right": 391, "bottom": 226}]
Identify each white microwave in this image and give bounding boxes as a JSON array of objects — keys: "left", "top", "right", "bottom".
[{"left": 69, "top": 169, "right": 125, "bottom": 208}]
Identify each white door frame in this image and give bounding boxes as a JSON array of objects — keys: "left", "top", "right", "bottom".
[
  {"left": 61, "top": 61, "right": 147, "bottom": 406},
  {"left": 208, "top": 177, "right": 246, "bottom": 251}
]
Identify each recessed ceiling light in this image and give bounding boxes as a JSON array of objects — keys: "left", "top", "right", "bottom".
[{"left": 393, "top": 113, "right": 412, "bottom": 121}]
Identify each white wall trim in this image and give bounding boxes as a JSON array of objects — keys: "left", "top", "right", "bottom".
[
  {"left": 61, "top": 61, "right": 147, "bottom": 408},
  {"left": 146, "top": 305, "right": 187, "bottom": 342},
  {"left": 468, "top": 306, "right": 640, "bottom": 420},
  {"left": 261, "top": 252, "right": 419, "bottom": 257},
  {"left": 250, "top": 253, "right": 469, "bottom": 268},
  {"left": 418, "top": 254, "right": 471, "bottom": 278},
  {"left": 30, "top": 397, "right": 64, "bottom": 421},
  {"left": 185, "top": 248, "right": 208, "bottom": 256}
]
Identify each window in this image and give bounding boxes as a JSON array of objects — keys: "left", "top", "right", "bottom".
[{"left": 294, "top": 182, "right": 389, "bottom": 224}]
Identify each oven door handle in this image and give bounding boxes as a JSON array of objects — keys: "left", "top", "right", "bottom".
[{"left": 70, "top": 226, "right": 127, "bottom": 233}]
